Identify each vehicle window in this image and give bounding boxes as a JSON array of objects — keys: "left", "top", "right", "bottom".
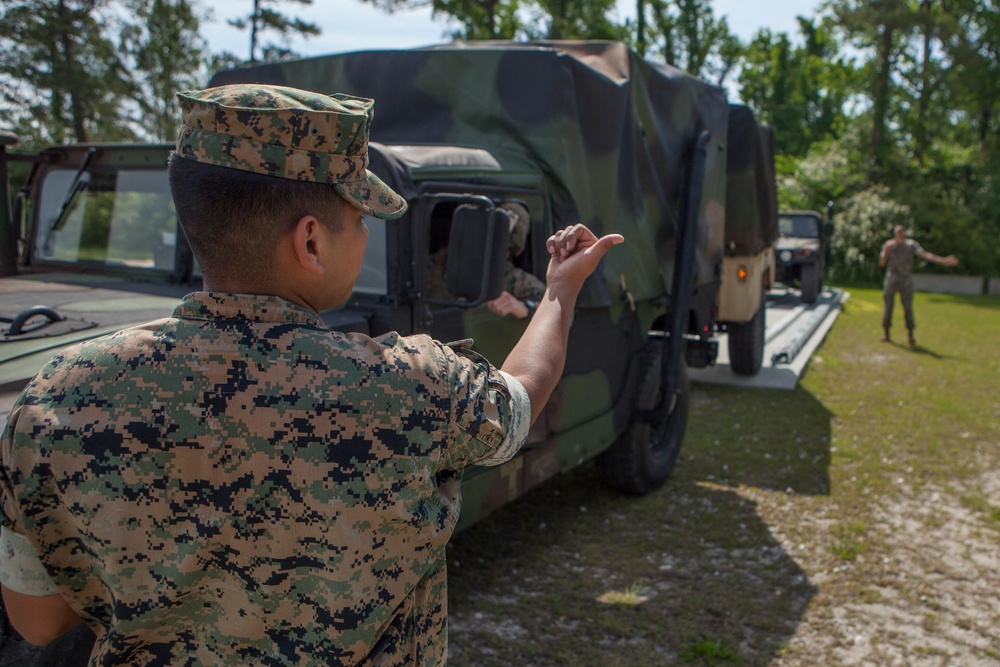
[
  {"left": 35, "top": 168, "right": 177, "bottom": 270},
  {"left": 352, "top": 215, "right": 387, "bottom": 296},
  {"left": 778, "top": 215, "right": 819, "bottom": 238}
]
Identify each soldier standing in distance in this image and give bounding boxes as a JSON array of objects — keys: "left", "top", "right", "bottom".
[
  {"left": 879, "top": 223, "right": 958, "bottom": 345},
  {"left": 0, "top": 84, "right": 623, "bottom": 665}
]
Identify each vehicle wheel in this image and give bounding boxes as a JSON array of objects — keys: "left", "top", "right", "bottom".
[
  {"left": 800, "top": 263, "right": 819, "bottom": 304},
  {"left": 728, "top": 290, "right": 766, "bottom": 376},
  {"left": 597, "top": 337, "right": 689, "bottom": 495}
]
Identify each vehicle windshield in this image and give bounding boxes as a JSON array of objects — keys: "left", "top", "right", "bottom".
[
  {"left": 778, "top": 215, "right": 820, "bottom": 239},
  {"left": 32, "top": 164, "right": 389, "bottom": 295},
  {"left": 34, "top": 167, "right": 179, "bottom": 270}
]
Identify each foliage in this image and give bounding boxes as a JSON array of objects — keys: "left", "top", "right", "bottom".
[
  {"left": 642, "top": 0, "right": 740, "bottom": 87},
  {"left": 358, "top": 0, "right": 524, "bottom": 40},
  {"left": 738, "top": 19, "right": 856, "bottom": 157},
  {"left": 523, "top": 0, "right": 625, "bottom": 40},
  {"left": 120, "top": 0, "right": 207, "bottom": 141},
  {"left": 1, "top": 0, "right": 998, "bottom": 280},
  {"left": 226, "top": 0, "right": 321, "bottom": 64},
  {"left": 0, "top": 0, "right": 134, "bottom": 144}
]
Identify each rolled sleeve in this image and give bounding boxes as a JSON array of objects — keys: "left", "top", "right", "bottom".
[
  {"left": 476, "top": 371, "right": 530, "bottom": 466},
  {"left": 0, "top": 528, "right": 59, "bottom": 596}
]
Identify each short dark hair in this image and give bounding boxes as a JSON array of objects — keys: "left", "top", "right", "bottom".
[{"left": 167, "top": 153, "right": 346, "bottom": 285}]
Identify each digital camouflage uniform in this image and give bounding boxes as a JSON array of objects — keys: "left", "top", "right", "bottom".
[
  {"left": 0, "top": 85, "right": 530, "bottom": 666},
  {"left": 502, "top": 264, "right": 545, "bottom": 303},
  {"left": 882, "top": 238, "right": 924, "bottom": 330}
]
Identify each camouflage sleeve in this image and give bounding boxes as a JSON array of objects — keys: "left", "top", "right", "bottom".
[
  {"left": 503, "top": 264, "right": 546, "bottom": 302},
  {"left": 436, "top": 338, "right": 531, "bottom": 470},
  {"left": 0, "top": 408, "right": 24, "bottom": 533},
  {"left": 0, "top": 527, "right": 59, "bottom": 596}
]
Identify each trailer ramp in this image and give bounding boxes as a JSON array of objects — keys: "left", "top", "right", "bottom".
[{"left": 689, "top": 287, "right": 848, "bottom": 391}]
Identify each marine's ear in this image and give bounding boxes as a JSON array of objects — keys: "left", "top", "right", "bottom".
[{"left": 287, "top": 215, "right": 326, "bottom": 276}]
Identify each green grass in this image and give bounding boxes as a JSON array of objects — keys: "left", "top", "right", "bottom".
[
  {"left": 446, "top": 288, "right": 1000, "bottom": 666},
  {"left": 680, "top": 637, "right": 743, "bottom": 664}
]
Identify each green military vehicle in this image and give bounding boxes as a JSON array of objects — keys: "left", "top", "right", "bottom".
[
  {"left": 0, "top": 40, "right": 777, "bottom": 660},
  {"left": 775, "top": 204, "right": 834, "bottom": 304},
  {"left": 0, "top": 41, "right": 776, "bottom": 522}
]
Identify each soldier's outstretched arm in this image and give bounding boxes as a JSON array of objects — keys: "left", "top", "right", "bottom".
[
  {"left": 500, "top": 224, "right": 624, "bottom": 424},
  {"left": 918, "top": 249, "right": 959, "bottom": 267}
]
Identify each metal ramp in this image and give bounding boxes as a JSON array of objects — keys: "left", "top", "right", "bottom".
[{"left": 689, "top": 287, "right": 848, "bottom": 391}]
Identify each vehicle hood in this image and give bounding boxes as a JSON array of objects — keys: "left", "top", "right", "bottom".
[{"left": 0, "top": 273, "right": 187, "bottom": 391}]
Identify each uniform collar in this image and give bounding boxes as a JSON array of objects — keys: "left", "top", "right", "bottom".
[{"left": 173, "top": 292, "right": 327, "bottom": 328}]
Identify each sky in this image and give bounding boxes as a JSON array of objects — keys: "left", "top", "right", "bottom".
[{"left": 200, "top": 0, "right": 827, "bottom": 61}]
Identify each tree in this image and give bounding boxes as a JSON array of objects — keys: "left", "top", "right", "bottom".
[
  {"left": 0, "top": 0, "right": 133, "bottom": 145},
  {"left": 827, "top": 0, "right": 921, "bottom": 177},
  {"left": 644, "top": 0, "right": 739, "bottom": 85},
  {"left": 359, "top": 0, "right": 624, "bottom": 41},
  {"left": 120, "top": 0, "right": 207, "bottom": 141},
  {"left": 529, "top": 0, "right": 624, "bottom": 40},
  {"left": 227, "top": 0, "right": 321, "bottom": 64},
  {"left": 942, "top": 0, "right": 1000, "bottom": 149},
  {"left": 738, "top": 18, "right": 855, "bottom": 157}
]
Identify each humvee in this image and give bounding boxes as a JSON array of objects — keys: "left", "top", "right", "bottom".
[
  {"left": 0, "top": 41, "right": 776, "bottom": 522},
  {"left": 0, "top": 39, "right": 777, "bottom": 661},
  {"left": 775, "top": 204, "right": 834, "bottom": 304}
]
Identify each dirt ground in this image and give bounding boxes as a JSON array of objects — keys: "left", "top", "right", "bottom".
[
  {"left": 445, "top": 389, "right": 1000, "bottom": 667},
  {"left": 747, "top": 474, "right": 1000, "bottom": 666}
]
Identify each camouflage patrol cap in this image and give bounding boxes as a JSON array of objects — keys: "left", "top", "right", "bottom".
[{"left": 175, "top": 84, "right": 407, "bottom": 220}]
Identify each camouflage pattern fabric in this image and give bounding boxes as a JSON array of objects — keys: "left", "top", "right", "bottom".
[
  {"left": 882, "top": 238, "right": 923, "bottom": 280},
  {"left": 882, "top": 275, "right": 916, "bottom": 330},
  {"left": 176, "top": 84, "right": 407, "bottom": 220},
  {"left": 503, "top": 264, "right": 545, "bottom": 302},
  {"left": 0, "top": 292, "right": 529, "bottom": 666},
  {"left": 882, "top": 239, "right": 923, "bottom": 330}
]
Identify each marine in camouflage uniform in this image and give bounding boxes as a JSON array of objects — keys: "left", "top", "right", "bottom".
[
  {"left": 878, "top": 224, "right": 959, "bottom": 345},
  {"left": 0, "top": 84, "right": 623, "bottom": 664}
]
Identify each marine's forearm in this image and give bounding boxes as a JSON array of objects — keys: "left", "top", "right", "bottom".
[{"left": 500, "top": 282, "right": 580, "bottom": 425}]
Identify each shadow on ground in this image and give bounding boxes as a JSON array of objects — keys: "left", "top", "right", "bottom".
[{"left": 448, "top": 467, "right": 817, "bottom": 666}]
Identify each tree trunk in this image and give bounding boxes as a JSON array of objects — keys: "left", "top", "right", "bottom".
[
  {"left": 914, "top": 0, "right": 934, "bottom": 165},
  {"left": 250, "top": 0, "right": 260, "bottom": 63},
  {"left": 871, "top": 23, "right": 894, "bottom": 178},
  {"left": 636, "top": 0, "right": 646, "bottom": 56}
]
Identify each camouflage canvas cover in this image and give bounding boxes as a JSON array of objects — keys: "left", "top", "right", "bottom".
[
  {"left": 210, "top": 40, "right": 730, "bottom": 308},
  {"left": 724, "top": 105, "right": 778, "bottom": 256}
]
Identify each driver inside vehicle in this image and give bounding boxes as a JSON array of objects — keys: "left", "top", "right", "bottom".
[{"left": 485, "top": 202, "right": 546, "bottom": 320}]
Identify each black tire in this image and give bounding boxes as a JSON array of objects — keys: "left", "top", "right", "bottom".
[
  {"left": 728, "top": 291, "right": 766, "bottom": 376},
  {"left": 800, "top": 263, "right": 819, "bottom": 304},
  {"left": 597, "top": 338, "right": 689, "bottom": 495}
]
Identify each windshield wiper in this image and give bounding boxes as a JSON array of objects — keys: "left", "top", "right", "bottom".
[{"left": 51, "top": 147, "right": 99, "bottom": 232}]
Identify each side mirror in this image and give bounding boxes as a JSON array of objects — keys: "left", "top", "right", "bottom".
[
  {"left": 823, "top": 220, "right": 834, "bottom": 237},
  {"left": 445, "top": 204, "right": 509, "bottom": 307}
]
